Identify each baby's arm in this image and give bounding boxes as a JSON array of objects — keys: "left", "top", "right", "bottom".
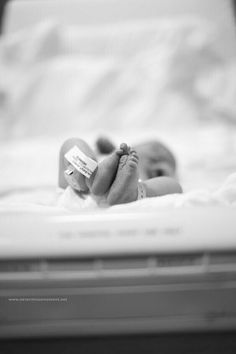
[{"left": 142, "top": 177, "right": 182, "bottom": 198}]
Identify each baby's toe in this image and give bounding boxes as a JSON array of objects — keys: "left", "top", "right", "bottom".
[
  {"left": 120, "top": 143, "right": 130, "bottom": 155},
  {"left": 116, "top": 148, "right": 124, "bottom": 156},
  {"left": 130, "top": 151, "right": 139, "bottom": 161},
  {"left": 128, "top": 154, "right": 138, "bottom": 168}
]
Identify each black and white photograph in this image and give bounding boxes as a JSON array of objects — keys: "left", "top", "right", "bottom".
[{"left": 0, "top": 0, "right": 236, "bottom": 353}]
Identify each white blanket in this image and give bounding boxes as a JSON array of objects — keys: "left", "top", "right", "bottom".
[{"left": 1, "top": 172, "right": 236, "bottom": 214}]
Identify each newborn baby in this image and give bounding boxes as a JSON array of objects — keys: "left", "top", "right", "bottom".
[{"left": 58, "top": 137, "right": 182, "bottom": 206}]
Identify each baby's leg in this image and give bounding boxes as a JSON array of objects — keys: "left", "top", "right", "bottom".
[
  {"left": 58, "top": 138, "right": 128, "bottom": 196},
  {"left": 58, "top": 137, "right": 96, "bottom": 193},
  {"left": 106, "top": 150, "right": 182, "bottom": 206},
  {"left": 87, "top": 143, "right": 129, "bottom": 196},
  {"left": 107, "top": 149, "right": 139, "bottom": 206},
  {"left": 142, "top": 177, "right": 182, "bottom": 197}
]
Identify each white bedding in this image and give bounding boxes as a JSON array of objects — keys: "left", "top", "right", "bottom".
[
  {"left": 0, "top": 19, "right": 236, "bottom": 214},
  {"left": 1, "top": 172, "right": 236, "bottom": 214}
]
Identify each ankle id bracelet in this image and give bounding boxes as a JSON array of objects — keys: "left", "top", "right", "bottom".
[
  {"left": 64, "top": 167, "right": 83, "bottom": 192},
  {"left": 137, "top": 182, "right": 146, "bottom": 200},
  {"left": 64, "top": 145, "right": 98, "bottom": 179},
  {"left": 65, "top": 168, "right": 74, "bottom": 176}
]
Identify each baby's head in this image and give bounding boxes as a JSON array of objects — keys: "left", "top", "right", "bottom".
[{"left": 134, "top": 140, "right": 177, "bottom": 181}]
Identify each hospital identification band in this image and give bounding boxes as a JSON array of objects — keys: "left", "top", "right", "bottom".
[
  {"left": 64, "top": 145, "right": 98, "bottom": 179},
  {"left": 137, "top": 182, "right": 146, "bottom": 200}
]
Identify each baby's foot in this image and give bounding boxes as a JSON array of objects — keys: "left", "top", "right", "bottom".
[
  {"left": 87, "top": 143, "right": 130, "bottom": 196},
  {"left": 107, "top": 150, "right": 139, "bottom": 206}
]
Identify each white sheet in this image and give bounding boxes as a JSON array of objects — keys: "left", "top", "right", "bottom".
[{"left": 1, "top": 171, "right": 236, "bottom": 214}]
